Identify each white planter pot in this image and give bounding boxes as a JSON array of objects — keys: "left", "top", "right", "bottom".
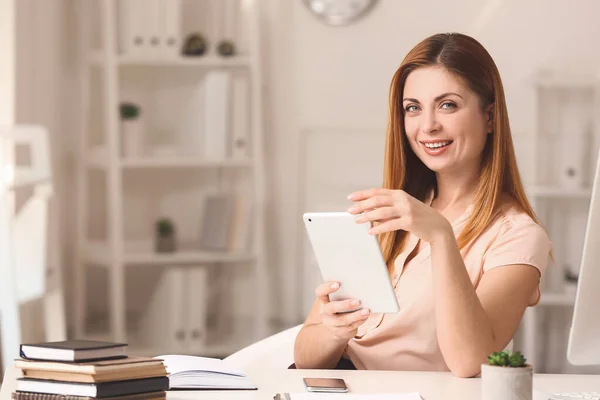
[
  {"left": 481, "top": 364, "right": 532, "bottom": 400},
  {"left": 121, "top": 119, "right": 143, "bottom": 158}
]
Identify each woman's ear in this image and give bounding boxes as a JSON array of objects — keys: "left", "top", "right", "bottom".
[{"left": 485, "top": 103, "right": 495, "bottom": 134}]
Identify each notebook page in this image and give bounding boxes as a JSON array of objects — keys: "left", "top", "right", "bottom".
[
  {"left": 288, "top": 393, "right": 422, "bottom": 400},
  {"left": 154, "top": 355, "right": 245, "bottom": 376}
]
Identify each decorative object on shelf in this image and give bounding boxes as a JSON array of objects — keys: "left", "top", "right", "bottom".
[
  {"left": 119, "top": 102, "right": 143, "bottom": 158},
  {"left": 217, "top": 40, "right": 235, "bottom": 56},
  {"left": 182, "top": 33, "right": 207, "bottom": 56},
  {"left": 155, "top": 218, "right": 176, "bottom": 253},
  {"left": 481, "top": 350, "right": 532, "bottom": 400},
  {"left": 302, "top": 0, "right": 379, "bottom": 26}
]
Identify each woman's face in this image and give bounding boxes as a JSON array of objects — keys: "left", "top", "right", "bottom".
[{"left": 402, "top": 66, "right": 492, "bottom": 175}]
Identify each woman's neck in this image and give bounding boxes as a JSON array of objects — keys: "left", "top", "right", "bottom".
[{"left": 433, "top": 168, "right": 479, "bottom": 211}]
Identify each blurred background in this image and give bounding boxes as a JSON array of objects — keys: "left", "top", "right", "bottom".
[{"left": 1, "top": 0, "right": 600, "bottom": 378}]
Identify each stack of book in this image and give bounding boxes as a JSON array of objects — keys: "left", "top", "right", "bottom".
[{"left": 12, "top": 340, "right": 168, "bottom": 400}]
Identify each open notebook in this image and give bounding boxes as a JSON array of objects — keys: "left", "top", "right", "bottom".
[{"left": 153, "top": 355, "right": 257, "bottom": 390}]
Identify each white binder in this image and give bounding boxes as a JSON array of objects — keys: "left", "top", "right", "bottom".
[
  {"left": 203, "top": 71, "right": 231, "bottom": 161},
  {"left": 138, "top": 267, "right": 188, "bottom": 352},
  {"left": 160, "top": 0, "right": 181, "bottom": 58},
  {"left": 230, "top": 74, "right": 250, "bottom": 160},
  {"left": 186, "top": 267, "right": 209, "bottom": 353}
]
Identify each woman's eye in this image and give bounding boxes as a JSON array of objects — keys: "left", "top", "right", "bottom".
[
  {"left": 405, "top": 105, "right": 419, "bottom": 112},
  {"left": 440, "top": 102, "right": 456, "bottom": 110}
]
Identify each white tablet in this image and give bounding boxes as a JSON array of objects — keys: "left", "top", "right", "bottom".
[{"left": 303, "top": 212, "right": 400, "bottom": 314}]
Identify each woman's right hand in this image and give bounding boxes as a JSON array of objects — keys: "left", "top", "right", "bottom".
[{"left": 316, "top": 281, "right": 371, "bottom": 342}]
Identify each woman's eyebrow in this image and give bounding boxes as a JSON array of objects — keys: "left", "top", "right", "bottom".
[{"left": 402, "top": 92, "right": 464, "bottom": 103}]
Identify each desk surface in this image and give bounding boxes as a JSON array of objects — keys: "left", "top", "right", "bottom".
[{"left": 2, "top": 365, "right": 600, "bottom": 399}]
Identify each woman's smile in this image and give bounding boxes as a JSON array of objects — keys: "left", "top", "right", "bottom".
[{"left": 420, "top": 140, "right": 454, "bottom": 156}]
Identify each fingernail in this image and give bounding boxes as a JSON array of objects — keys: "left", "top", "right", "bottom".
[
  {"left": 348, "top": 207, "right": 358, "bottom": 213},
  {"left": 361, "top": 309, "right": 370, "bottom": 316},
  {"left": 347, "top": 194, "right": 357, "bottom": 200},
  {"left": 330, "top": 283, "right": 339, "bottom": 289},
  {"left": 350, "top": 299, "right": 360, "bottom": 307},
  {"left": 355, "top": 216, "right": 364, "bottom": 223}
]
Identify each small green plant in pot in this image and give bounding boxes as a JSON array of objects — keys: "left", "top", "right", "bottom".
[
  {"left": 155, "top": 218, "right": 176, "bottom": 253},
  {"left": 482, "top": 350, "right": 532, "bottom": 400},
  {"left": 119, "top": 102, "right": 143, "bottom": 158}
]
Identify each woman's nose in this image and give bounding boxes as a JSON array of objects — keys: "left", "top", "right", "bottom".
[{"left": 420, "top": 110, "right": 440, "bottom": 134}]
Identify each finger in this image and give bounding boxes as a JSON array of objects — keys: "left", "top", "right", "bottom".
[
  {"left": 368, "top": 218, "right": 405, "bottom": 235},
  {"left": 348, "top": 195, "right": 394, "bottom": 215},
  {"left": 348, "top": 315, "right": 370, "bottom": 330},
  {"left": 355, "top": 206, "right": 398, "bottom": 224},
  {"left": 347, "top": 188, "right": 390, "bottom": 202},
  {"left": 323, "top": 299, "right": 360, "bottom": 315},
  {"left": 327, "top": 308, "right": 371, "bottom": 327},
  {"left": 315, "top": 281, "right": 340, "bottom": 303}
]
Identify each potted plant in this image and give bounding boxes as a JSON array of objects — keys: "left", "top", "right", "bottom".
[
  {"left": 155, "top": 218, "right": 176, "bottom": 253},
  {"left": 481, "top": 350, "right": 532, "bottom": 400},
  {"left": 119, "top": 102, "right": 143, "bottom": 158}
]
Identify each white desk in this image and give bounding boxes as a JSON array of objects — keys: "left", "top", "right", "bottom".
[{"left": 2, "top": 365, "right": 599, "bottom": 399}]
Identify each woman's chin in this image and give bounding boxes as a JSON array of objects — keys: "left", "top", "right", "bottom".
[{"left": 421, "top": 160, "right": 451, "bottom": 173}]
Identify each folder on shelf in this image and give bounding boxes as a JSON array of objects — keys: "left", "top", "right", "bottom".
[
  {"left": 160, "top": 0, "right": 181, "bottom": 58},
  {"left": 203, "top": 71, "right": 232, "bottom": 161},
  {"left": 118, "top": 0, "right": 147, "bottom": 57},
  {"left": 230, "top": 73, "right": 250, "bottom": 160},
  {"left": 186, "top": 268, "right": 209, "bottom": 353},
  {"left": 138, "top": 268, "right": 188, "bottom": 352},
  {"left": 199, "top": 193, "right": 235, "bottom": 251}
]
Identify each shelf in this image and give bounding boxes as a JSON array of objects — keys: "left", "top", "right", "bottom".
[
  {"left": 121, "top": 157, "right": 252, "bottom": 169},
  {"left": 85, "top": 241, "right": 255, "bottom": 266},
  {"left": 527, "top": 185, "right": 592, "bottom": 198},
  {"left": 90, "top": 52, "right": 250, "bottom": 68},
  {"left": 538, "top": 291, "right": 576, "bottom": 306},
  {"left": 85, "top": 151, "right": 252, "bottom": 169},
  {"left": 533, "top": 73, "right": 600, "bottom": 88}
]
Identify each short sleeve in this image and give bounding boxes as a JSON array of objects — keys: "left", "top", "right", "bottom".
[{"left": 482, "top": 218, "right": 552, "bottom": 305}]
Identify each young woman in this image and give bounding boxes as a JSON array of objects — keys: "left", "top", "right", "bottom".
[{"left": 293, "top": 33, "right": 552, "bottom": 378}]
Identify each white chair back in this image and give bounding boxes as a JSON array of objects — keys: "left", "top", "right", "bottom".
[{"left": 0, "top": 125, "right": 64, "bottom": 371}]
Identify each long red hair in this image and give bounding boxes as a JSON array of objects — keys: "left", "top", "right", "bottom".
[{"left": 380, "top": 32, "right": 541, "bottom": 272}]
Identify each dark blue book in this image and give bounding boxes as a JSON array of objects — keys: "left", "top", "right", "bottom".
[
  {"left": 16, "top": 377, "right": 168, "bottom": 398},
  {"left": 20, "top": 340, "right": 127, "bottom": 362}
]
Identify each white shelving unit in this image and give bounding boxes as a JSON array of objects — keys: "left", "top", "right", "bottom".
[
  {"left": 522, "top": 71, "right": 600, "bottom": 370},
  {"left": 73, "top": 0, "right": 269, "bottom": 358}
]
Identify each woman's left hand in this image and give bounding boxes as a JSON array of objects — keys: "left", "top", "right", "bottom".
[{"left": 347, "top": 188, "right": 452, "bottom": 243}]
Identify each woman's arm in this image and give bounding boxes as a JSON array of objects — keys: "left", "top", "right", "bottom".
[
  {"left": 293, "top": 282, "right": 371, "bottom": 369},
  {"left": 293, "top": 300, "right": 350, "bottom": 369},
  {"left": 430, "top": 231, "right": 539, "bottom": 378},
  {"left": 347, "top": 188, "right": 544, "bottom": 378}
]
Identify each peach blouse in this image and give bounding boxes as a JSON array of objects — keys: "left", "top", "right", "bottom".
[{"left": 344, "top": 193, "right": 552, "bottom": 371}]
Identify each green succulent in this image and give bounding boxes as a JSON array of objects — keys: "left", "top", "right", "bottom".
[
  {"left": 156, "top": 218, "right": 174, "bottom": 237},
  {"left": 487, "top": 350, "right": 527, "bottom": 367},
  {"left": 119, "top": 102, "right": 140, "bottom": 120}
]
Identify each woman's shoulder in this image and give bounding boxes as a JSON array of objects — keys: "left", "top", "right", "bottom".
[{"left": 490, "top": 193, "right": 549, "bottom": 241}]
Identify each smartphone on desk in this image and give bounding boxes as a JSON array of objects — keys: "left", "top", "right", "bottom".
[{"left": 303, "top": 377, "right": 348, "bottom": 393}]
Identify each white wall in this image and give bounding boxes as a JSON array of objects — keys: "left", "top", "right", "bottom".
[
  {"left": 9, "top": 0, "right": 600, "bottom": 372},
  {"left": 264, "top": 0, "right": 600, "bottom": 321},
  {"left": 0, "top": 0, "right": 15, "bottom": 125},
  {"left": 261, "top": 0, "right": 600, "bottom": 372}
]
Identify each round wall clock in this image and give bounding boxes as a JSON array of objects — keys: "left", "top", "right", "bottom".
[{"left": 302, "top": 0, "right": 379, "bottom": 26}]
